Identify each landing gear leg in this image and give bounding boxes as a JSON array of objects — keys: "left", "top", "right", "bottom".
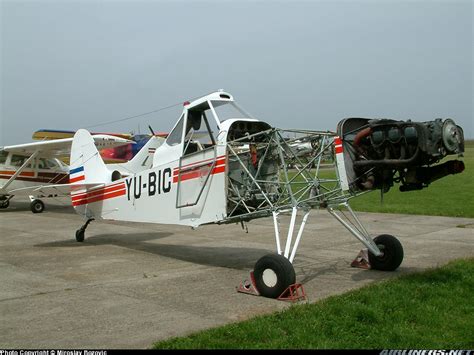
[
  {"left": 75, "top": 218, "right": 94, "bottom": 242},
  {"left": 327, "top": 202, "right": 404, "bottom": 271},
  {"left": 252, "top": 208, "right": 309, "bottom": 299}
]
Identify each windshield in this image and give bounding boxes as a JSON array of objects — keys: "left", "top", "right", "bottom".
[{"left": 210, "top": 101, "right": 252, "bottom": 122}]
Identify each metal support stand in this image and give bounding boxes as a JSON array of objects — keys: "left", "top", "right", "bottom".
[
  {"left": 236, "top": 271, "right": 260, "bottom": 296},
  {"left": 277, "top": 283, "right": 307, "bottom": 302},
  {"left": 351, "top": 249, "right": 371, "bottom": 269},
  {"left": 236, "top": 271, "right": 307, "bottom": 302}
]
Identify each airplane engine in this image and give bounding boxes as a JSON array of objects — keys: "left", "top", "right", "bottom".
[{"left": 337, "top": 117, "right": 465, "bottom": 193}]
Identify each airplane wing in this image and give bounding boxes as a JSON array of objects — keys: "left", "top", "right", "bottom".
[
  {"left": 1, "top": 135, "right": 134, "bottom": 158},
  {"left": 5, "top": 183, "right": 104, "bottom": 197},
  {"left": 32, "top": 129, "right": 133, "bottom": 141}
]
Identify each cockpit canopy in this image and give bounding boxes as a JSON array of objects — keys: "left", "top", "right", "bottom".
[{"left": 165, "top": 91, "right": 255, "bottom": 149}]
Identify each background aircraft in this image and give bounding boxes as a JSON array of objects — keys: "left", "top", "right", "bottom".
[
  {"left": 33, "top": 129, "right": 168, "bottom": 164},
  {"left": 0, "top": 134, "right": 164, "bottom": 213}
]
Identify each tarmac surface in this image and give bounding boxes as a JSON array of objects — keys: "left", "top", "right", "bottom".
[{"left": 1, "top": 200, "right": 473, "bottom": 349}]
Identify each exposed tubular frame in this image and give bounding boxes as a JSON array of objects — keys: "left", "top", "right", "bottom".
[
  {"left": 222, "top": 128, "right": 383, "bottom": 264},
  {"left": 327, "top": 202, "right": 381, "bottom": 256}
]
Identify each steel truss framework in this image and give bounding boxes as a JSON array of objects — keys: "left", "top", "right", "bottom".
[{"left": 222, "top": 128, "right": 382, "bottom": 263}]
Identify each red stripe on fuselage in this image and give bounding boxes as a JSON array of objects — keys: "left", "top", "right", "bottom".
[
  {"left": 173, "top": 159, "right": 226, "bottom": 177},
  {"left": 0, "top": 170, "right": 35, "bottom": 177},
  {"left": 173, "top": 164, "right": 225, "bottom": 183},
  {"left": 71, "top": 183, "right": 125, "bottom": 202},
  {"left": 72, "top": 188, "right": 126, "bottom": 206},
  {"left": 71, "top": 181, "right": 124, "bottom": 199},
  {"left": 173, "top": 158, "right": 226, "bottom": 175},
  {"left": 173, "top": 155, "right": 226, "bottom": 172},
  {"left": 69, "top": 175, "right": 85, "bottom": 183}
]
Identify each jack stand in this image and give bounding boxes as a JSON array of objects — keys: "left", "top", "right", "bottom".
[
  {"left": 236, "top": 271, "right": 260, "bottom": 296},
  {"left": 277, "top": 283, "right": 307, "bottom": 302},
  {"left": 75, "top": 218, "right": 94, "bottom": 242},
  {"left": 351, "top": 248, "right": 371, "bottom": 269}
]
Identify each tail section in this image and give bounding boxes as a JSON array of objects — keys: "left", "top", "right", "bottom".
[
  {"left": 70, "top": 129, "right": 111, "bottom": 184},
  {"left": 70, "top": 129, "right": 124, "bottom": 217}
]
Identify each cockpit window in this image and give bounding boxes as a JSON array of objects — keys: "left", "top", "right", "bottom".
[
  {"left": 10, "top": 155, "right": 32, "bottom": 168},
  {"left": 210, "top": 101, "right": 251, "bottom": 122},
  {"left": 37, "top": 158, "right": 59, "bottom": 169},
  {"left": 0, "top": 151, "right": 7, "bottom": 164},
  {"left": 166, "top": 115, "right": 184, "bottom": 146},
  {"left": 182, "top": 110, "right": 218, "bottom": 156}
]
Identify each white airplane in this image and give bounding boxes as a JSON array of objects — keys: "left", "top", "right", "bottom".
[
  {"left": 0, "top": 134, "right": 165, "bottom": 213},
  {"left": 67, "top": 90, "right": 465, "bottom": 299}
]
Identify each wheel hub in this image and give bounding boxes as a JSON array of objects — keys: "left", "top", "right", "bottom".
[{"left": 262, "top": 269, "right": 278, "bottom": 287}]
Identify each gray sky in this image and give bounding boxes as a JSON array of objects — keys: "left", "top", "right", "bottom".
[{"left": 1, "top": 0, "right": 472, "bottom": 146}]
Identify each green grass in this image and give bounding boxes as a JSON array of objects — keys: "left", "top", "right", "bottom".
[{"left": 154, "top": 258, "right": 474, "bottom": 349}]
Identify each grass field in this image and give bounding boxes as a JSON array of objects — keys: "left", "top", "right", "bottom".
[
  {"left": 350, "top": 140, "right": 474, "bottom": 218},
  {"left": 154, "top": 258, "right": 474, "bottom": 349}
]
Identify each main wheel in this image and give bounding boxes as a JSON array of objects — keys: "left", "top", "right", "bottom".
[
  {"left": 30, "top": 200, "right": 45, "bottom": 213},
  {"left": 368, "top": 234, "right": 404, "bottom": 271},
  {"left": 75, "top": 229, "right": 85, "bottom": 242},
  {"left": 0, "top": 200, "right": 9, "bottom": 209},
  {"left": 253, "top": 253, "right": 296, "bottom": 299}
]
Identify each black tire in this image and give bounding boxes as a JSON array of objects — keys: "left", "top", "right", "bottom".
[
  {"left": 75, "top": 230, "right": 85, "bottom": 242},
  {"left": 368, "top": 234, "right": 404, "bottom": 271},
  {"left": 0, "top": 200, "right": 9, "bottom": 209},
  {"left": 30, "top": 200, "right": 45, "bottom": 214},
  {"left": 254, "top": 253, "right": 296, "bottom": 299}
]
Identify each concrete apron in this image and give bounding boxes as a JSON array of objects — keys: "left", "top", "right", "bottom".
[{"left": 1, "top": 201, "right": 473, "bottom": 348}]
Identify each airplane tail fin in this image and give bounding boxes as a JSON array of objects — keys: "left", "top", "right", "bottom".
[
  {"left": 70, "top": 129, "right": 110, "bottom": 185},
  {"left": 119, "top": 135, "right": 165, "bottom": 173}
]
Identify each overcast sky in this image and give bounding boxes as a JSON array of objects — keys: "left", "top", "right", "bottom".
[{"left": 1, "top": 0, "right": 472, "bottom": 146}]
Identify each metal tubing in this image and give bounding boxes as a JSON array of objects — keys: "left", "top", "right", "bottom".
[
  {"left": 227, "top": 145, "right": 274, "bottom": 208},
  {"left": 345, "top": 203, "right": 371, "bottom": 239},
  {"left": 273, "top": 211, "right": 282, "bottom": 255},
  {"left": 289, "top": 210, "right": 310, "bottom": 263},
  {"left": 328, "top": 207, "right": 381, "bottom": 256},
  {"left": 284, "top": 207, "right": 298, "bottom": 258},
  {"left": 275, "top": 136, "right": 297, "bottom": 205}
]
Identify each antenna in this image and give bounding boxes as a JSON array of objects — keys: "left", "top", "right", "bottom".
[{"left": 148, "top": 125, "right": 156, "bottom": 136}]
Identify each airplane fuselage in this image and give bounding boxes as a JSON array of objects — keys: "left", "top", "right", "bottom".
[{"left": 72, "top": 144, "right": 227, "bottom": 227}]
